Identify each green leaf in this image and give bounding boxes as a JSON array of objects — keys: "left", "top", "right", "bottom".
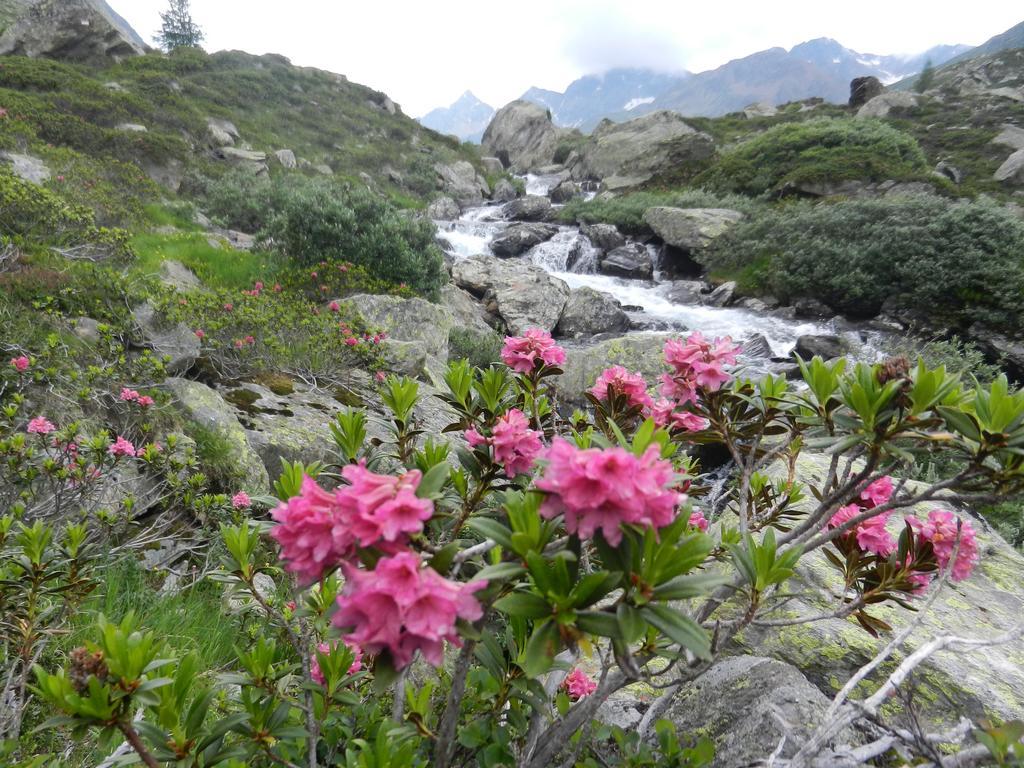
[
  {"left": 576, "top": 610, "right": 622, "bottom": 639},
  {"left": 416, "top": 462, "right": 450, "bottom": 499},
  {"left": 521, "top": 621, "right": 559, "bottom": 677},
  {"left": 475, "top": 562, "right": 528, "bottom": 582},
  {"left": 494, "top": 591, "right": 551, "bottom": 620},
  {"left": 641, "top": 604, "right": 710, "bottom": 659}
]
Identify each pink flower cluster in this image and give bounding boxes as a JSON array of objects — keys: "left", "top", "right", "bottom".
[
  {"left": 333, "top": 552, "right": 486, "bottom": 669},
  {"left": 232, "top": 491, "right": 252, "bottom": 510},
  {"left": 688, "top": 510, "right": 710, "bottom": 532},
  {"left": 27, "top": 416, "right": 55, "bottom": 435},
  {"left": 563, "top": 668, "right": 597, "bottom": 700},
  {"left": 242, "top": 281, "right": 265, "bottom": 297},
  {"left": 310, "top": 640, "right": 363, "bottom": 685},
  {"left": 271, "top": 465, "right": 433, "bottom": 583},
  {"left": 233, "top": 336, "right": 256, "bottom": 349},
  {"left": 465, "top": 408, "right": 543, "bottom": 478},
  {"left": 119, "top": 388, "right": 154, "bottom": 407},
  {"left": 661, "top": 332, "right": 741, "bottom": 404},
  {"left": 828, "top": 477, "right": 897, "bottom": 556},
  {"left": 501, "top": 329, "right": 566, "bottom": 374},
  {"left": 108, "top": 436, "right": 137, "bottom": 457},
  {"left": 589, "top": 366, "right": 653, "bottom": 411},
  {"left": 644, "top": 398, "right": 710, "bottom": 432},
  {"left": 907, "top": 509, "right": 979, "bottom": 583},
  {"left": 10, "top": 356, "right": 30, "bottom": 372},
  {"left": 536, "top": 438, "right": 682, "bottom": 546}
]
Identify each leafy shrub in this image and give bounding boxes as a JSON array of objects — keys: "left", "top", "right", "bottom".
[
  {"left": 558, "top": 188, "right": 760, "bottom": 234},
  {"left": 703, "top": 195, "right": 1024, "bottom": 326},
  {"left": 697, "top": 118, "right": 929, "bottom": 196},
  {"left": 447, "top": 327, "right": 502, "bottom": 367}
]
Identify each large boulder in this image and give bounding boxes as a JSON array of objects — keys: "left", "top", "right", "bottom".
[
  {"left": 549, "top": 179, "right": 580, "bottom": 204},
  {"left": 555, "top": 287, "right": 630, "bottom": 338},
  {"left": 452, "top": 255, "right": 569, "bottom": 335},
  {"left": 502, "top": 195, "right": 553, "bottom": 222},
  {"left": 491, "top": 178, "right": 518, "bottom": 202},
  {"left": 856, "top": 91, "right": 919, "bottom": 119},
  {"left": 273, "top": 149, "right": 297, "bottom": 169},
  {"left": 347, "top": 294, "right": 454, "bottom": 378},
  {"left": 132, "top": 302, "right": 200, "bottom": 374},
  {"left": 426, "top": 196, "right": 461, "bottom": 220},
  {"left": 994, "top": 149, "right": 1024, "bottom": 185},
  {"left": 0, "top": 151, "right": 50, "bottom": 185},
  {"left": 0, "top": 0, "right": 147, "bottom": 64},
  {"left": 580, "top": 222, "right": 626, "bottom": 254},
  {"left": 794, "top": 334, "right": 845, "bottom": 360},
  {"left": 157, "top": 260, "right": 202, "bottom": 292},
  {"left": 206, "top": 119, "right": 238, "bottom": 148},
  {"left": 440, "top": 284, "right": 496, "bottom": 336},
  {"left": 557, "top": 332, "right": 670, "bottom": 407},
  {"left": 666, "top": 656, "right": 852, "bottom": 767},
  {"left": 849, "top": 76, "right": 884, "bottom": 109},
  {"left": 490, "top": 223, "right": 560, "bottom": 258},
  {"left": 481, "top": 100, "right": 560, "bottom": 173},
  {"left": 213, "top": 147, "right": 268, "bottom": 174},
  {"left": 164, "top": 378, "right": 269, "bottom": 493},
  {"left": 993, "top": 125, "right": 1024, "bottom": 151},
  {"left": 600, "top": 243, "right": 653, "bottom": 280},
  {"left": 968, "top": 324, "right": 1024, "bottom": 380},
  {"left": 735, "top": 453, "right": 1024, "bottom": 731},
  {"left": 643, "top": 207, "right": 743, "bottom": 253},
  {"left": 568, "top": 111, "right": 715, "bottom": 190},
  {"left": 435, "top": 161, "right": 490, "bottom": 208}
]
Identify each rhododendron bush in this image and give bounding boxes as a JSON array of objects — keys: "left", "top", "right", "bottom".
[{"left": 19, "top": 330, "right": 1024, "bottom": 767}]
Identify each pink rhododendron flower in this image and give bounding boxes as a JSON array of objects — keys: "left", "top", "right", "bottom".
[
  {"left": 120, "top": 387, "right": 140, "bottom": 402},
  {"left": 374, "top": 371, "right": 387, "bottom": 383},
  {"left": 310, "top": 641, "right": 363, "bottom": 685},
  {"left": 329, "top": 301, "right": 340, "bottom": 312},
  {"left": 907, "top": 509, "right": 979, "bottom": 582},
  {"left": 589, "top": 366, "right": 653, "bottom": 410},
  {"left": 232, "top": 491, "right": 252, "bottom": 510},
  {"left": 194, "top": 329, "right": 205, "bottom": 339},
  {"left": 500, "top": 329, "right": 566, "bottom": 374},
  {"left": 336, "top": 462, "right": 434, "bottom": 545},
  {"left": 645, "top": 398, "right": 710, "bottom": 432},
  {"left": 688, "top": 510, "right": 710, "bottom": 532},
  {"left": 828, "top": 504, "right": 896, "bottom": 557},
  {"left": 333, "top": 552, "right": 486, "bottom": 669},
  {"left": 223, "top": 303, "right": 233, "bottom": 312},
  {"left": 345, "top": 337, "right": 359, "bottom": 347},
  {"left": 661, "top": 333, "right": 741, "bottom": 401},
  {"left": 860, "top": 476, "right": 894, "bottom": 508},
  {"left": 563, "top": 668, "right": 597, "bottom": 700},
  {"left": 108, "top": 436, "right": 136, "bottom": 457},
  {"left": 536, "top": 438, "right": 681, "bottom": 546},
  {"left": 27, "top": 417, "right": 55, "bottom": 435},
  {"left": 271, "top": 475, "right": 348, "bottom": 583},
  {"left": 10, "top": 356, "right": 30, "bottom": 372},
  {"left": 466, "top": 409, "right": 543, "bottom": 478},
  {"left": 136, "top": 395, "right": 155, "bottom": 408}
]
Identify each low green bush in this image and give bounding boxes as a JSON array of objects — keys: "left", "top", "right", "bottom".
[
  {"left": 703, "top": 195, "right": 1024, "bottom": 328},
  {"left": 448, "top": 327, "right": 503, "bottom": 368},
  {"left": 697, "top": 118, "right": 929, "bottom": 197},
  {"left": 558, "top": 189, "right": 760, "bottom": 234}
]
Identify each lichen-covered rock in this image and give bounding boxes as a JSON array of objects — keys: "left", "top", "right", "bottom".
[
  {"left": 502, "top": 195, "right": 553, "bottom": 222},
  {"left": 273, "top": 149, "right": 297, "bottom": 169},
  {"left": 481, "top": 100, "right": 560, "bottom": 173},
  {"left": 158, "top": 260, "right": 202, "bottom": 292},
  {"left": 440, "top": 284, "right": 496, "bottom": 335},
  {"left": 490, "top": 223, "right": 560, "bottom": 257},
  {"left": 794, "top": 334, "right": 845, "bottom": 360},
  {"left": 451, "top": 255, "right": 569, "bottom": 335},
  {"left": 580, "top": 222, "right": 626, "bottom": 254},
  {"left": 643, "top": 207, "right": 744, "bottom": 252},
  {"left": 427, "top": 196, "right": 461, "bottom": 220},
  {"left": 600, "top": 243, "right": 653, "bottom": 280},
  {"left": 555, "top": 287, "right": 630, "bottom": 338},
  {"left": 557, "top": 332, "right": 670, "bottom": 406},
  {"left": 347, "top": 293, "right": 454, "bottom": 378},
  {"left": 995, "top": 148, "right": 1024, "bottom": 185},
  {"left": 491, "top": 178, "right": 519, "bottom": 202},
  {"left": 856, "top": 91, "right": 919, "bottom": 119},
  {"left": 0, "top": 151, "right": 50, "bottom": 185},
  {"left": 164, "top": 377, "right": 269, "bottom": 493},
  {"left": 132, "top": 301, "right": 199, "bottom": 374},
  {"left": 549, "top": 179, "right": 580, "bottom": 203},
  {"left": 666, "top": 656, "right": 853, "bottom": 767},
  {"left": 435, "top": 161, "right": 490, "bottom": 208},
  {"left": 0, "top": 0, "right": 147, "bottom": 64}
]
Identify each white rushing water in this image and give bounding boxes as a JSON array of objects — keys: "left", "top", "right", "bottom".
[{"left": 433, "top": 190, "right": 875, "bottom": 359}]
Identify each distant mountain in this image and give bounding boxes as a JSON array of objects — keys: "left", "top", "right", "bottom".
[
  {"left": 500, "top": 38, "right": 968, "bottom": 130},
  {"left": 520, "top": 68, "right": 690, "bottom": 132},
  {"left": 418, "top": 91, "right": 495, "bottom": 143},
  {"left": 941, "top": 19, "right": 1024, "bottom": 68}
]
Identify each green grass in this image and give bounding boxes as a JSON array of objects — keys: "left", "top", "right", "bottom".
[{"left": 130, "top": 230, "right": 272, "bottom": 289}]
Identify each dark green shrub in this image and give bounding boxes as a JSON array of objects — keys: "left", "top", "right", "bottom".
[
  {"left": 558, "top": 189, "right": 760, "bottom": 234},
  {"left": 703, "top": 196, "right": 1024, "bottom": 328},
  {"left": 448, "top": 327, "right": 502, "bottom": 368},
  {"left": 698, "top": 118, "right": 929, "bottom": 196}
]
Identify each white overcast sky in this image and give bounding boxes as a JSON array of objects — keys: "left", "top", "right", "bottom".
[{"left": 108, "top": 1, "right": 1022, "bottom": 116}]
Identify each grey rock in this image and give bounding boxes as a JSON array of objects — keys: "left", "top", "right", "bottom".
[
  {"left": 741, "top": 332, "right": 773, "bottom": 359},
  {"left": 968, "top": 325, "right": 1024, "bottom": 380},
  {"left": 664, "top": 280, "right": 706, "bottom": 304},
  {"left": 491, "top": 178, "right": 518, "bottom": 202},
  {"left": 989, "top": 87, "right": 1024, "bottom": 103},
  {"left": 116, "top": 122, "right": 147, "bottom": 133},
  {"left": 793, "top": 297, "right": 834, "bottom": 319},
  {"left": 666, "top": 656, "right": 853, "bottom": 767},
  {"left": 934, "top": 160, "right": 962, "bottom": 184},
  {"left": 440, "top": 284, "right": 496, "bottom": 335},
  {"left": 142, "top": 157, "right": 184, "bottom": 192},
  {"left": 435, "top": 160, "right": 490, "bottom": 207},
  {"left": 0, "top": 152, "right": 50, "bottom": 185},
  {"left": 742, "top": 101, "right": 777, "bottom": 118},
  {"left": 273, "top": 149, "right": 297, "bottom": 169},
  {"left": 0, "top": 0, "right": 147, "bottom": 64},
  {"left": 72, "top": 316, "right": 101, "bottom": 343},
  {"left": 568, "top": 111, "right": 715, "bottom": 190},
  {"left": 849, "top": 76, "right": 883, "bottom": 109},
  {"left": 643, "top": 207, "right": 743, "bottom": 252},
  {"left": 490, "top": 223, "right": 560, "bottom": 258},
  {"left": 452, "top": 255, "right": 569, "bottom": 334},
  {"left": 856, "top": 91, "right": 919, "bottom": 119},
  {"left": 557, "top": 333, "right": 670, "bottom": 407},
  {"left": 347, "top": 293, "right": 454, "bottom": 378},
  {"left": 206, "top": 119, "right": 236, "bottom": 148},
  {"left": 737, "top": 297, "right": 769, "bottom": 312},
  {"left": 503, "top": 195, "right": 553, "bottom": 222},
  {"left": 314, "top": 163, "right": 334, "bottom": 176},
  {"left": 794, "top": 334, "right": 845, "bottom": 360},
  {"left": 555, "top": 287, "right": 630, "bottom": 338},
  {"left": 993, "top": 125, "right": 1024, "bottom": 151},
  {"left": 158, "top": 260, "right": 202, "bottom": 292},
  {"left": 426, "top": 196, "right": 461, "bottom": 220},
  {"left": 214, "top": 147, "right": 268, "bottom": 174},
  {"left": 549, "top": 179, "right": 580, "bottom": 203},
  {"left": 995, "top": 149, "right": 1024, "bottom": 184},
  {"left": 580, "top": 222, "right": 626, "bottom": 253},
  {"left": 164, "top": 377, "right": 269, "bottom": 493},
  {"left": 132, "top": 302, "right": 200, "bottom": 374},
  {"left": 481, "top": 100, "right": 560, "bottom": 173},
  {"left": 600, "top": 244, "right": 653, "bottom": 280},
  {"left": 704, "top": 281, "right": 736, "bottom": 308},
  {"left": 481, "top": 156, "right": 505, "bottom": 175}
]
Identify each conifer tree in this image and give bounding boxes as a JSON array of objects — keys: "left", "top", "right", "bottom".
[
  {"left": 915, "top": 58, "right": 936, "bottom": 93},
  {"left": 155, "top": 0, "right": 205, "bottom": 52}
]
